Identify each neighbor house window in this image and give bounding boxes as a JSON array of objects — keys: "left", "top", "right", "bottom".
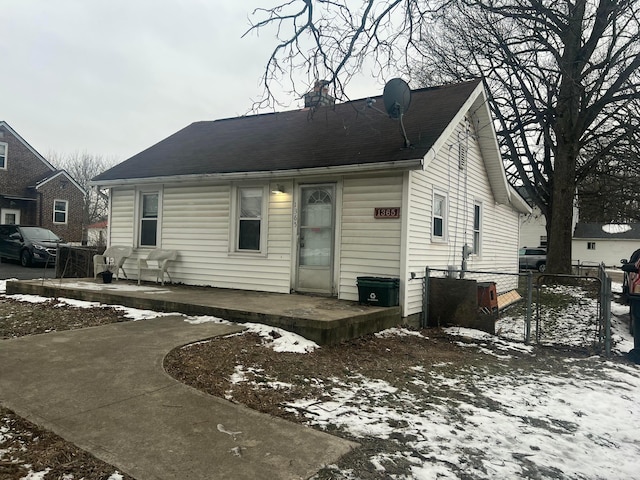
[
  {"left": 587, "top": 242, "right": 596, "bottom": 250},
  {"left": 433, "top": 193, "right": 447, "bottom": 240},
  {"left": 139, "top": 192, "right": 159, "bottom": 247},
  {"left": 53, "top": 199, "right": 68, "bottom": 224},
  {"left": 473, "top": 202, "right": 482, "bottom": 255},
  {"left": 0, "top": 142, "right": 7, "bottom": 169},
  {"left": 236, "top": 186, "right": 264, "bottom": 251}
]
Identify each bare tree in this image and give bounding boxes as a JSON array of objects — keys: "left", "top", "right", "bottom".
[
  {"left": 48, "top": 151, "right": 117, "bottom": 234},
  {"left": 247, "top": 0, "right": 640, "bottom": 273},
  {"left": 577, "top": 128, "right": 640, "bottom": 223}
]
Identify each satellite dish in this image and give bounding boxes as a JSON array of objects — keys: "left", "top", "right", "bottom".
[{"left": 383, "top": 78, "right": 411, "bottom": 119}]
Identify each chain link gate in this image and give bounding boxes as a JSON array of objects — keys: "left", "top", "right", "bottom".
[{"left": 422, "top": 265, "right": 612, "bottom": 356}]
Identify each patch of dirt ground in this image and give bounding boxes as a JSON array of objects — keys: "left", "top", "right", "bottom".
[{"left": 0, "top": 296, "right": 128, "bottom": 339}]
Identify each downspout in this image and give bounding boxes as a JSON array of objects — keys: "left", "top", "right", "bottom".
[{"left": 37, "top": 191, "right": 43, "bottom": 227}]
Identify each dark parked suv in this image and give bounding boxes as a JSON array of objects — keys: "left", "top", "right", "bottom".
[{"left": 0, "top": 225, "right": 66, "bottom": 267}]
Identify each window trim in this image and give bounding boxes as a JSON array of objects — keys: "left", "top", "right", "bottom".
[
  {"left": 53, "top": 199, "right": 68, "bottom": 224},
  {"left": 0, "top": 142, "right": 7, "bottom": 170},
  {"left": 432, "top": 191, "right": 448, "bottom": 242},
  {"left": 473, "top": 201, "right": 482, "bottom": 256},
  {"left": 587, "top": 241, "right": 596, "bottom": 250},
  {"left": 135, "top": 189, "right": 162, "bottom": 248},
  {"left": 230, "top": 184, "right": 268, "bottom": 255}
]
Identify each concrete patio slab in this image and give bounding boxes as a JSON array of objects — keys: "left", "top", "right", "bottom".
[{"left": 6, "top": 278, "right": 402, "bottom": 344}]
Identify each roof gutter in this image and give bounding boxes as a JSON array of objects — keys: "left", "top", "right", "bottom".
[{"left": 90, "top": 158, "right": 424, "bottom": 188}]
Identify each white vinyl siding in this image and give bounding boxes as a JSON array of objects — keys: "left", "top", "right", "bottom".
[
  {"left": 404, "top": 120, "right": 520, "bottom": 316},
  {"left": 109, "top": 182, "right": 292, "bottom": 293},
  {"left": 109, "top": 188, "right": 135, "bottom": 246},
  {"left": 338, "top": 175, "right": 403, "bottom": 301}
]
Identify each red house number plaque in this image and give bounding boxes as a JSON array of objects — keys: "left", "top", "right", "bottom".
[{"left": 374, "top": 207, "right": 400, "bottom": 219}]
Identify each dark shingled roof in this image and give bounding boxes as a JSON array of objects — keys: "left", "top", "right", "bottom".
[
  {"left": 94, "top": 79, "right": 481, "bottom": 182},
  {"left": 573, "top": 222, "right": 640, "bottom": 240}
]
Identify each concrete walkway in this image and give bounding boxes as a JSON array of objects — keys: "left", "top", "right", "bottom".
[{"left": 0, "top": 316, "right": 357, "bottom": 479}]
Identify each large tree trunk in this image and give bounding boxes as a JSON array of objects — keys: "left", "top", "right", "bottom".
[{"left": 546, "top": 145, "right": 577, "bottom": 274}]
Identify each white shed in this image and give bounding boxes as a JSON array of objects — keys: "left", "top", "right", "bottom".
[{"left": 573, "top": 223, "right": 640, "bottom": 268}]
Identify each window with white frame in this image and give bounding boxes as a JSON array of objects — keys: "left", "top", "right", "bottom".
[
  {"left": 139, "top": 192, "right": 159, "bottom": 247},
  {"left": 587, "top": 242, "right": 596, "bottom": 250},
  {"left": 236, "top": 186, "right": 264, "bottom": 252},
  {"left": 473, "top": 201, "right": 482, "bottom": 255},
  {"left": 433, "top": 193, "right": 447, "bottom": 240},
  {"left": 53, "top": 199, "right": 68, "bottom": 224},
  {"left": 0, "top": 142, "right": 7, "bottom": 169}
]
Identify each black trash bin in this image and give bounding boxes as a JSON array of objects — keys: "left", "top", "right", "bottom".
[
  {"left": 356, "top": 277, "right": 400, "bottom": 307},
  {"left": 628, "top": 294, "right": 640, "bottom": 364}
]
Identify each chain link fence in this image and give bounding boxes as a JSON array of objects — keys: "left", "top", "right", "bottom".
[{"left": 423, "top": 265, "right": 612, "bottom": 356}]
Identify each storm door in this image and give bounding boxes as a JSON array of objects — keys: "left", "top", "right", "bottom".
[{"left": 296, "top": 184, "right": 335, "bottom": 294}]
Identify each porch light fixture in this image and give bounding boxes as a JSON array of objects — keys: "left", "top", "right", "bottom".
[{"left": 271, "top": 184, "right": 285, "bottom": 194}]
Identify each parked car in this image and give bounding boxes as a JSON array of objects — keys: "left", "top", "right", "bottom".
[
  {"left": 518, "top": 247, "right": 547, "bottom": 272},
  {"left": 0, "top": 225, "right": 66, "bottom": 267}
]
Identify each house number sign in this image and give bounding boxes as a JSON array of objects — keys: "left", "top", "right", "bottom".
[{"left": 374, "top": 207, "right": 400, "bottom": 219}]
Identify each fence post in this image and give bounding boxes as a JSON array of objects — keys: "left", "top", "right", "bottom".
[
  {"left": 525, "top": 271, "right": 533, "bottom": 344},
  {"left": 422, "top": 267, "right": 430, "bottom": 329},
  {"left": 604, "top": 275, "right": 612, "bottom": 357}
]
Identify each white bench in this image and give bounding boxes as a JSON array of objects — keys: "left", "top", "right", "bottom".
[
  {"left": 137, "top": 249, "right": 177, "bottom": 285},
  {"left": 93, "top": 246, "right": 133, "bottom": 280}
]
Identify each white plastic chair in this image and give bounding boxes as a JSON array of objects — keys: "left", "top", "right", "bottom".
[
  {"left": 93, "top": 246, "right": 133, "bottom": 280},
  {"left": 137, "top": 249, "right": 177, "bottom": 285}
]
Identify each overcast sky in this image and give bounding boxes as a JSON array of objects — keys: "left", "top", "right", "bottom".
[{"left": 2, "top": 1, "right": 377, "bottom": 166}]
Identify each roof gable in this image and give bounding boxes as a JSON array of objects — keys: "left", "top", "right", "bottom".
[
  {"left": 422, "top": 82, "right": 512, "bottom": 206},
  {"left": 93, "top": 80, "right": 483, "bottom": 183},
  {"left": 35, "top": 169, "right": 87, "bottom": 195},
  {"left": 0, "top": 121, "right": 55, "bottom": 172}
]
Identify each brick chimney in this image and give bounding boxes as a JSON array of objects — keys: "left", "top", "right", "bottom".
[{"left": 304, "top": 80, "right": 335, "bottom": 108}]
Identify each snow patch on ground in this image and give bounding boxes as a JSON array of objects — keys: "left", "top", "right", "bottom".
[
  {"left": 375, "top": 327, "right": 426, "bottom": 338},
  {"left": 183, "top": 315, "right": 319, "bottom": 353},
  {"left": 289, "top": 354, "right": 640, "bottom": 479}
]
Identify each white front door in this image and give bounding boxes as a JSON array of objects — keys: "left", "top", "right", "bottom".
[
  {"left": 1, "top": 209, "right": 20, "bottom": 224},
  {"left": 296, "top": 184, "right": 335, "bottom": 294}
]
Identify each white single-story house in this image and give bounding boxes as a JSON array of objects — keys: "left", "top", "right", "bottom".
[
  {"left": 91, "top": 79, "right": 530, "bottom": 322},
  {"left": 573, "top": 223, "right": 640, "bottom": 267}
]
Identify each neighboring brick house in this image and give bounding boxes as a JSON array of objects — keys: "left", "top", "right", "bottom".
[{"left": 0, "top": 121, "right": 85, "bottom": 242}]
